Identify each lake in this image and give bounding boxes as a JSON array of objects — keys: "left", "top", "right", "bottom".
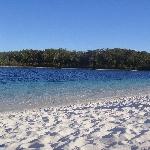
[{"left": 0, "top": 67, "right": 150, "bottom": 111}]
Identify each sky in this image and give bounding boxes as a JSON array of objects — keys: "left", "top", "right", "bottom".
[{"left": 0, "top": 0, "right": 150, "bottom": 52}]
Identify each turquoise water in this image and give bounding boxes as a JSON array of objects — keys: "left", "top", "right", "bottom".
[{"left": 0, "top": 67, "right": 150, "bottom": 111}]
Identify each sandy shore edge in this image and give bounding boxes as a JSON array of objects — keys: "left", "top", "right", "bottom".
[{"left": 0, "top": 95, "right": 150, "bottom": 150}]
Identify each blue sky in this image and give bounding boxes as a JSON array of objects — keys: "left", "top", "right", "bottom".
[{"left": 0, "top": 0, "right": 150, "bottom": 51}]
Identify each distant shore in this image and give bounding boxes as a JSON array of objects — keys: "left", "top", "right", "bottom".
[
  {"left": 0, "top": 65, "right": 140, "bottom": 71},
  {"left": 0, "top": 48, "right": 150, "bottom": 70}
]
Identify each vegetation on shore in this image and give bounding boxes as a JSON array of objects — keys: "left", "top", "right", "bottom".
[{"left": 0, "top": 48, "right": 150, "bottom": 70}]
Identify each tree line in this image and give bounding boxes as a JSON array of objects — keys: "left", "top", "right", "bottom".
[{"left": 0, "top": 48, "right": 150, "bottom": 70}]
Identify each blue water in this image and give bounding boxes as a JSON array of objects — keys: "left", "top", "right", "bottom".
[{"left": 0, "top": 67, "right": 150, "bottom": 111}]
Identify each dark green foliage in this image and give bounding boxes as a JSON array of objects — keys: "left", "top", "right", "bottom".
[{"left": 0, "top": 48, "right": 150, "bottom": 70}]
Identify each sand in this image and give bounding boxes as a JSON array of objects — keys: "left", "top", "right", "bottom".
[{"left": 0, "top": 95, "right": 150, "bottom": 150}]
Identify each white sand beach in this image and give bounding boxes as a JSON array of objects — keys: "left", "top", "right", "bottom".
[{"left": 0, "top": 95, "right": 150, "bottom": 150}]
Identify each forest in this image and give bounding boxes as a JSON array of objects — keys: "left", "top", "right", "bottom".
[{"left": 0, "top": 48, "right": 150, "bottom": 70}]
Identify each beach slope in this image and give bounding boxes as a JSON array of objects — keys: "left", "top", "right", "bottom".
[{"left": 0, "top": 96, "right": 150, "bottom": 150}]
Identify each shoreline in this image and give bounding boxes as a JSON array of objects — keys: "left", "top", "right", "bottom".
[
  {"left": 0, "top": 93, "right": 150, "bottom": 114},
  {"left": 0, "top": 65, "right": 141, "bottom": 71},
  {"left": 0, "top": 94, "right": 150, "bottom": 149},
  {"left": 1, "top": 89, "right": 150, "bottom": 113}
]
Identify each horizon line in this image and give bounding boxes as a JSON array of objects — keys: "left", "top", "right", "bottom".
[{"left": 0, "top": 47, "right": 150, "bottom": 53}]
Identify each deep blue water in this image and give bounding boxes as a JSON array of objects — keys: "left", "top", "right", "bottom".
[{"left": 0, "top": 67, "right": 150, "bottom": 111}]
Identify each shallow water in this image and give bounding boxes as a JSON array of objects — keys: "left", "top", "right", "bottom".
[{"left": 0, "top": 67, "right": 150, "bottom": 111}]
